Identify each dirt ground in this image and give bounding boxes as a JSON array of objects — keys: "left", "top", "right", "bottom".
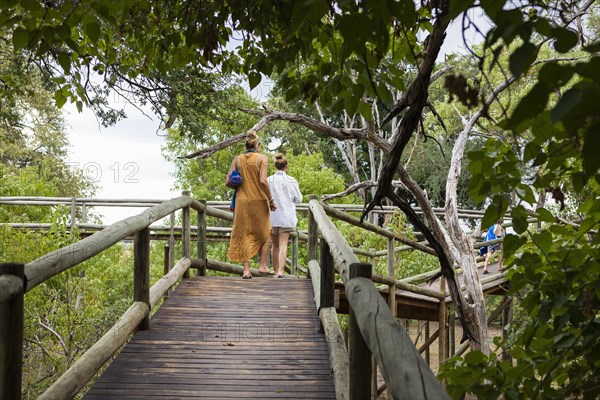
[{"left": 373, "top": 321, "right": 503, "bottom": 399}]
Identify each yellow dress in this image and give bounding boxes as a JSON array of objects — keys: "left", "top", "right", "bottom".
[{"left": 227, "top": 152, "right": 271, "bottom": 262}]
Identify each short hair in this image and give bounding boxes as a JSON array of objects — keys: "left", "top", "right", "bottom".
[
  {"left": 245, "top": 131, "right": 260, "bottom": 150},
  {"left": 274, "top": 153, "right": 288, "bottom": 170}
]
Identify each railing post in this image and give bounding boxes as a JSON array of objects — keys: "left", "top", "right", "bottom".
[
  {"left": 319, "top": 240, "right": 334, "bottom": 309},
  {"left": 439, "top": 276, "right": 447, "bottom": 372},
  {"left": 163, "top": 244, "right": 170, "bottom": 300},
  {"left": 425, "top": 321, "right": 431, "bottom": 365},
  {"left": 0, "top": 263, "right": 25, "bottom": 400},
  {"left": 197, "top": 200, "right": 207, "bottom": 276},
  {"left": 502, "top": 293, "right": 513, "bottom": 362},
  {"left": 182, "top": 191, "right": 191, "bottom": 278},
  {"left": 349, "top": 262, "right": 372, "bottom": 400},
  {"left": 134, "top": 228, "right": 150, "bottom": 330},
  {"left": 307, "top": 195, "right": 319, "bottom": 277},
  {"left": 387, "top": 229, "right": 396, "bottom": 317},
  {"left": 449, "top": 309, "right": 455, "bottom": 356},
  {"left": 169, "top": 212, "right": 175, "bottom": 271},
  {"left": 291, "top": 229, "right": 298, "bottom": 276},
  {"left": 69, "top": 197, "right": 76, "bottom": 233}
]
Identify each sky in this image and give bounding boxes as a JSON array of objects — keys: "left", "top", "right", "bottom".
[{"left": 65, "top": 10, "right": 489, "bottom": 225}]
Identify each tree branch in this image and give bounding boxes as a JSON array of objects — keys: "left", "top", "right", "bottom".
[
  {"left": 321, "top": 180, "right": 406, "bottom": 202},
  {"left": 181, "top": 109, "right": 369, "bottom": 159}
]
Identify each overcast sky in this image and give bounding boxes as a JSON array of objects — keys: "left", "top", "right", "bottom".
[{"left": 65, "top": 11, "right": 489, "bottom": 225}]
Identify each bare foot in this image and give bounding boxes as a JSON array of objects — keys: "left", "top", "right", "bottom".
[{"left": 258, "top": 268, "right": 275, "bottom": 275}]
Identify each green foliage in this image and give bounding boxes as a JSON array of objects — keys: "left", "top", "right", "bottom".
[
  {"left": 2, "top": 214, "right": 168, "bottom": 397},
  {"left": 441, "top": 3, "right": 600, "bottom": 398},
  {"left": 285, "top": 152, "right": 349, "bottom": 201}
]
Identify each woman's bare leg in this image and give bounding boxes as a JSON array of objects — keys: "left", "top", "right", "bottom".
[
  {"left": 276, "top": 232, "right": 290, "bottom": 276},
  {"left": 271, "top": 234, "right": 280, "bottom": 275},
  {"left": 242, "top": 261, "right": 252, "bottom": 278},
  {"left": 258, "top": 241, "right": 272, "bottom": 273}
]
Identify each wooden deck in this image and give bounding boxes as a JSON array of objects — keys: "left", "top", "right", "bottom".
[
  {"left": 85, "top": 276, "right": 335, "bottom": 399},
  {"left": 336, "top": 261, "right": 508, "bottom": 320}
]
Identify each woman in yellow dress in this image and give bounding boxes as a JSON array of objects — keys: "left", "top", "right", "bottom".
[{"left": 225, "top": 131, "right": 277, "bottom": 279}]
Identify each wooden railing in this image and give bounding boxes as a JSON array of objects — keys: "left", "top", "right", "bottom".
[
  {"left": 0, "top": 193, "right": 214, "bottom": 399},
  {"left": 306, "top": 197, "right": 449, "bottom": 399},
  {"left": 1, "top": 194, "right": 514, "bottom": 399}
]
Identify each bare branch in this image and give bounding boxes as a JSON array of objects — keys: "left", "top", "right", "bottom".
[
  {"left": 38, "top": 320, "right": 69, "bottom": 358},
  {"left": 321, "top": 180, "right": 406, "bottom": 202},
  {"left": 181, "top": 109, "right": 370, "bottom": 159}
]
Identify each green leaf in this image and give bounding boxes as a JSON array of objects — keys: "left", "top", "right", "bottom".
[
  {"left": 448, "top": 0, "right": 472, "bottom": 19},
  {"left": 511, "top": 206, "right": 529, "bottom": 234},
  {"left": 503, "top": 234, "right": 526, "bottom": 258},
  {"left": 535, "top": 208, "right": 555, "bottom": 223},
  {"left": 21, "top": 0, "right": 42, "bottom": 12},
  {"left": 464, "top": 350, "right": 487, "bottom": 365},
  {"left": 533, "top": 17, "right": 553, "bottom": 36},
  {"left": 578, "top": 217, "right": 598, "bottom": 237},
  {"left": 551, "top": 88, "right": 583, "bottom": 123},
  {"left": 523, "top": 142, "right": 541, "bottom": 163},
  {"left": 357, "top": 101, "right": 372, "bottom": 121},
  {"left": 509, "top": 42, "right": 537, "bottom": 78},
  {"left": 248, "top": 72, "right": 261, "bottom": 90},
  {"left": 582, "top": 122, "right": 600, "bottom": 176},
  {"left": 509, "top": 83, "right": 550, "bottom": 128},
  {"left": 482, "top": 204, "right": 502, "bottom": 231},
  {"left": 584, "top": 40, "right": 600, "bottom": 53},
  {"left": 12, "top": 28, "right": 30, "bottom": 50},
  {"left": 57, "top": 52, "right": 71, "bottom": 74},
  {"left": 84, "top": 22, "right": 101, "bottom": 44},
  {"left": 339, "top": 14, "right": 371, "bottom": 52},
  {"left": 391, "top": 0, "right": 417, "bottom": 27},
  {"left": 552, "top": 27, "right": 578, "bottom": 53},
  {"left": 533, "top": 231, "right": 552, "bottom": 254},
  {"left": 538, "top": 63, "right": 574, "bottom": 87},
  {"left": 54, "top": 90, "right": 67, "bottom": 108},
  {"left": 516, "top": 184, "right": 536, "bottom": 204}
]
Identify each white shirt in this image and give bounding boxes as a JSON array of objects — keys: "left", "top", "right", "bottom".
[{"left": 268, "top": 170, "right": 302, "bottom": 228}]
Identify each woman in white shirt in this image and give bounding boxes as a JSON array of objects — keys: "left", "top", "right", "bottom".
[{"left": 268, "top": 153, "right": 302, "bottom": 278}]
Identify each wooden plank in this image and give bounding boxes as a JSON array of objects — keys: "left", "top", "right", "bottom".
[{"left": 84, "top": 277, "right": 335, "bottom": 399}]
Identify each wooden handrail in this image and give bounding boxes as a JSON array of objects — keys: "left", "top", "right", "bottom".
[
  {"left": 24, "top": 196, "right": 192, "bottom": 291},
  {"left": 308, "top": 260, "right": 349, "bottom": 400},
  {"left": 320, "top": 203, "right": 437, "bottom": 256},
  {"left": 38, "top": 257, "right": 191, "bottom": 399},
  {"left": 0, "top": 196, "right": 501, "bottom": 218},
  {"left": 308, "top": 199, "right": 448, "bottom": 399},
  {"left": 0, "top": 274, "right": 24, "bottom": 303},
  {"left": 39, "top": 301, "right": 150, "bottom": 399}
]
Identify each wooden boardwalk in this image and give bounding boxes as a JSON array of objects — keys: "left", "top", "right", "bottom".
[
  {"left": 85, "top": 276, "right": 335, "bottom": 399},
  {"left": 336, "top": 261, "right": 508, "bottom": 320}
]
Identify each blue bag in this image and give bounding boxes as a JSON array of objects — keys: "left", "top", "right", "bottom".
[
  {"left": 229, "top": 169, "right": 242, "bottom": 187},
  {"left": 230, "top": 189, "right": 237, "bottom": 211}
]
